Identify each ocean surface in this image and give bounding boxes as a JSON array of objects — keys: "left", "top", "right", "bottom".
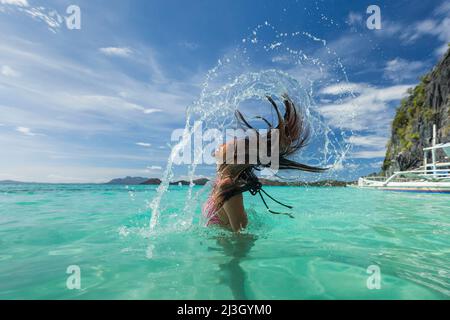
[{"left": 0, "top": 183, "right": 449, "bottom": 300}]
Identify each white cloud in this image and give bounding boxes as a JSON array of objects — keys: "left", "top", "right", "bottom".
[
  {"left": 368, "top": 2, "right": 450, "bottom": 57},
  {"left": 16, "top": 126, "right": 36, "bottom": 136},
  {"left": 318, "top": 83, "right": 412, "bottom": 131},
  {"left": 346, "top": 135, "right": 389, "bottom": 160},
  {"left": 0, "top": 0, "right": 28, "bottom": 6},
  {"left": 23, "top": 7, "right": 63, "bottom": 33},
  {"left": 99, "top": 47, "right": 133, "bottom": 57},
  {"left": 1, "top": 65, "right": 19, "bottom": 77},
  {"left": 347, "top": 135, "right": 388, "bottom": 148},
  {"left": 416, "top": 19, "right": 438, "bottom": 34},
  {"left": 382, "top": 8, "right": 450, "bottom": 56},
  {"left": 136, "top": 142, "right": 151, "bottom": 147},
  {"left": 0, "top": 1, "right": 63, "bottom": 32},
  {"left": 351, "top": 150, "right": 386, "bottom": 159},
  {"left": 147, "top": 165, "right": 162, "bottom": 170},
  {"left": 319, "top": 82, "right": 365, "bottom": 95},
  {"left": 435, "top": 1, "right": 450, "bottom": 15},
  {"left": 399, "top": 19, "right": 439, "bottom": 43},
  {"left": 143, "top": 108, "right": 162, "bottom": 114},
  {"left": 379, "top": 20, "right": 403, "bottom": 37},
  {"left": 384, "top": 58, "right": 427, "bottom": 83}
]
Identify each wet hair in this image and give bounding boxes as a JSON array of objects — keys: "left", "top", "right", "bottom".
[{"left": 208, "top": 94, "right": 327, "bottom": 214}]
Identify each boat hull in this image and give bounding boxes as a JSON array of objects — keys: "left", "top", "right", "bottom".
[
  {"left": 358, "top": 178, "right": 450, "bottom": 193},
  {"left": 368, "top": 187, "right": 450, "bottom": 194}
]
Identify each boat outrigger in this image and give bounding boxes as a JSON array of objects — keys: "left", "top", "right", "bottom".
[{"left": 358, "top": 125, "right": 450, "bottom": 193}]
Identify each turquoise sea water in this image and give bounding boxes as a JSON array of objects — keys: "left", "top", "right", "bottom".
[{"left": 0, "top": 184, "right": 449, "bottom": 300}]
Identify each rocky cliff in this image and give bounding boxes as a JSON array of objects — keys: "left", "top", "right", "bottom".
[{"left": 382, "top": 47, "right": 450, "bottom": 175}]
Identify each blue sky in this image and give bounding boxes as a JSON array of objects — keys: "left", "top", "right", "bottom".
[{"left": 0, "top": 0, "right": 449, "bottom": 183}]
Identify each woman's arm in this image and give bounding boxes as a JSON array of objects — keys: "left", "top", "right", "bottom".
[{"left": 222, "top": 193, "right": 248, "bottom": 232}]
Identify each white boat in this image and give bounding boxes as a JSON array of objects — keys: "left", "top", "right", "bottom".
[{"left": 358, "top": 125, "right": 450, "bottom": 193}]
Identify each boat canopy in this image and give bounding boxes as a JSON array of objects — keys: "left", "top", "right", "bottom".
[
  {"left": 424, "top": 142, "right": 450, "bottom": 157},
  {"left": 444, "top": 143, "right": 450, "bottom": 157}
]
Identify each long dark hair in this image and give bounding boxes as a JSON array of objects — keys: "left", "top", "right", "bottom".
[{"left": 209, "top": 94, "right": 327, "bottom": 213}]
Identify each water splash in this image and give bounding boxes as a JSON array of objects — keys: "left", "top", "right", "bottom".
[{"left": 148, "top": 23, "right": 356, "bottom": 235}]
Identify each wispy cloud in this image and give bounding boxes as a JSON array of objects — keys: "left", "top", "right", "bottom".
[
  {"left": 434, "top": 1, "right": 450, "bottom": 15},
  {"left": 318, "top": 83, "right": 412, "bottom": 131},
  {"left": 143, "top": 108, "right": 163, "bottom": 114},
  {"left": 320, "top": 82, "right": 365, "bottom": 95},
  {"left": 0, "top": 1, "right": 64, "bottom": 33},
  {"left": 347, "top": 135, "right": 389, "bottom": 160},
  {"left": 351, "top": 150, "right": 386, "bottom": 159},
  {"left": 99, "top": 47, "right": 133, "bottom": 57},
  {"left": 1, "top": 65, "right": 20, "bottom": 77},
  {"left": 16, "top": 126, "right": 37, "bottom": 136},
  {"left": 317, "top": 82, "right": 410, "bottom": 160},
  {"left": 147, "top": 165, "right": 162, "bottom": 170},
  {"left": 136, "top": 142, "right": 151, "bottom": 147},
  {"left": 22, "top": 7, "right": 63, "bottom": 33},
  {"left": 378, "top": 5, "right": 450, "bottom": 56},
  {"left": 0, "top": 0, "right": 28, "bottom": 7},
  {"left": 384, "top": 58, "right": 428, "bottom": 83},
  {"left": 347, "top": 135, "right": 388, "bottom": 148}
]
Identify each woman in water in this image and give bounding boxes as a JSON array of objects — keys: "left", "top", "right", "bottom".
[{"left": 203, "top": 94, "right": 327, "bottom": 232}]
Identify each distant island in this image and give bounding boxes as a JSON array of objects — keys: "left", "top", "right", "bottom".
[
  {"left": 0, "top": 180, "right": 32, "bottom": 185},
  {"left": 139, "top": 177, "right": 209, "bottom": 186},
  {"left": 104, "top": 176, "right": 348, "bottom": 187},
  {"left": 259, "top": 178, "right": 348, "bottom": 187},
  {"left": 0, "top": 176, "right": 350, "bottom": 187},
  {"left": 105, "top": 176, "right": 149, "bottom": 185}
]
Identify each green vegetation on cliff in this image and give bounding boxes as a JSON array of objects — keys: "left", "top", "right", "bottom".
[{"left": 382, "top": 48, "right": 450, "bottom": 174}]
